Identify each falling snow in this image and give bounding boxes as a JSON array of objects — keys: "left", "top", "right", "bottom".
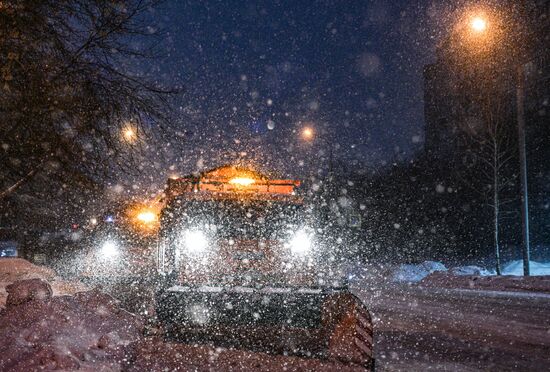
[{"left": 1, "top": 0, "right": 549, "bottom": 370}]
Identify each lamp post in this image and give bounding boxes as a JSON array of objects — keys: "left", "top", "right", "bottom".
[
  {"left": 463, "top": 13, "right": 531, "bottom": 275},
  {"left": 516, "top": 64, "right": 531, "bottom": 276}
]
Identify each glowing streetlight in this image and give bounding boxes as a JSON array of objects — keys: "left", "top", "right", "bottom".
[
  {"left": 471, "top": 17, "right": 487, "bottom": 33},
  {"left": 302, "top": 127, "right": 314, "bottom": 140},
  {"left": 123, "top": 127, "right": 136, "bottom": 142},
  {"left": 456, "top": 9, "right": 531, "bottom": 276}
]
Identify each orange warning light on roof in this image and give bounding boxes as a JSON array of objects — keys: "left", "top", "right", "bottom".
[{"left": 229, "top": 177, "right": 256, "bottom": 186}]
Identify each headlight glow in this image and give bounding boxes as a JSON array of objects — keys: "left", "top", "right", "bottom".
[
  {"left": 100, "top": 240, "right": 119, "bottom": 258},
  {"left": 186, "top": 303, "right": 211, "bottom": 325},
  {"left": 183, "top": 230, "right": 208, "bottom": 254},
  {"left": 288, "top": 229, "right": 312, "bottom": 256}
]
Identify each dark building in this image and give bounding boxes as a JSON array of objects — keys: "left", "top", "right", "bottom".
[{"left": 524, "top": 0, "right": 550, "bottom": 248}]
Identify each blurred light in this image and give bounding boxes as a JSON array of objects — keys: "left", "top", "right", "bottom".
[
  {"left": 471, "top": 17, "right": 487, "bottom": 32},
  {"left": 186, "top": 303, "right": 211, "bottom": 325},
  {"left": 229, "top": 177, "right": 256, "bottom": 186},
  {"left": 302, "top": 127, "right": 314, "bottom": 139},
  {"left": 100, "top": 241, "right": 119, "bottom": 258},
  {"left": 123, "top": 127, "right": 136, "bottom": 142},
  {"left": 183, "top": 230, "right": 208, "bottom": 254},
  {"left": 136, "top": 210, "right": 156, "bottom": 223},
  {"left": 105, "top": 215, "right": 115, "bottom": 223},
  {"left": 288, "top": 229, "right": 312, "bottom": 256},
  {"left": 90, "top": 218, "right": 98, "bottom": 225}
]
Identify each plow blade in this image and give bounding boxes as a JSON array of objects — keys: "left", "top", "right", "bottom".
[{"left": 156, "top": 286, "right": 374, "bottom": 369}]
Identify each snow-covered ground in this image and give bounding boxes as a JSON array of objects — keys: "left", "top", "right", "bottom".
[
  {"left": 348, "top": 258, "right": 550, "bottom": 370},
  {"left": 354, "top": 283, "right": 550, "bottom": 371},
  {"left": 500, "top": 260, "right": 550, "bottom": 276},
  {"left": 2, "top": 257, "right": 549, "bottom": 371},
  {"left": 348, "top": 259, "right": 550, "bottom": 287},
  {"left": 344, "top": 260, "right": 448, "bottom": 285}
]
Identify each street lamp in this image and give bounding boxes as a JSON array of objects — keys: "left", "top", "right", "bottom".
[
  {"left": 471, "top": 17, "right": 487, "bottom": 33},
  {"left": 123, "top": 127, "right": 136, "bottom": 142},
  {"left": 302, "top": 127, "right": 314, "bottom": 140},
  {"left": 463, "top": 12, "right": 531, "bottom": 276}
]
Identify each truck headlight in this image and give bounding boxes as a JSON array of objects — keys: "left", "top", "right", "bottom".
[
  {"left": 186, "top": 303, "right": 211, "bottom": 325},
  {"left": 100, "top": 240, "right": 119, "bottom": 258},
  {"left": 183, "top": 230, "right": 208, "bottom": 254},
  {"left": 287, "top": 229, "right": 312, "bottom": 256}
]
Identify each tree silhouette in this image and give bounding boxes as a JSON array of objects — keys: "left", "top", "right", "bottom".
[{"left": 0, "top": 0, "right": 175, "bottom": 201}]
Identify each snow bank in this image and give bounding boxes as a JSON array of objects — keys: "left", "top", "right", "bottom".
[
  {"left": 448, "top": 265, "right": 493, "bottom": 276},
  {"left": 411, "top": 260, "right": 550, "bottom": 293},
  {"left": 391, "top": 261, "right": 447, "bottom": 283},
  {"left": 501, "top": 260, "right": 550, "bottom": 276},
  {"left": 420, "top": 271, "right": 550, "bottom": 294},
  {"left": 446, "top": 260, "right": 550, "bottom": 277},
  {"left": 0, "top": 258, "right": 86, "bottom": 307},
  {"left": 351, "top": 259, "right": 550, "bottom": 288},
  {"left": 347, "top": 260, "right": 448, "bottom": 285},
  {"left": 0, "top": 279, "right": 143, "bottom": 370}
]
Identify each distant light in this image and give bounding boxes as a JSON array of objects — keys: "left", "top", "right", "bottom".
[
  {"left": 105, "top": 215, "right": 115, "bottom": 223},
  {"left": 137, "top": 211, "right": 156, "bottom": 223},
  {"left": 123, "top": 127, "right": 136, "bottom": 142},
  {"left": 471, "top": 17, "right": 487, "bottom": 32},
  {"left": 90, "top": 218, "right": 98, "bottom": 225},
  {"left": 186, "top": 303, "right": 211, "bottom": 325},
  {"left": 229, "top": 177, "right": 256, "bottom": 186},
  {"left": 302, "top": 127, "right": 314, "bottom": 139}
]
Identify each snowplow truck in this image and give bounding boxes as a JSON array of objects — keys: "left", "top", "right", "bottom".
[{"left": 156, "top": 166, "right": 374, "bottom": 369}]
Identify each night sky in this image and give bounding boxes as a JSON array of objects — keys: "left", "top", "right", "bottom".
[{"left": 127, "top": 1, "right": 458, "bottom": 193}]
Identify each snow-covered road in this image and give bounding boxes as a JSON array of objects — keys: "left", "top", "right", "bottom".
[{"left": 354, "top": 284, "right": 550, "bottom": 371}]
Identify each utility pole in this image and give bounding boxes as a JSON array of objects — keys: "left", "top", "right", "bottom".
[{"left": 516, "top": 64, "right": 531, "bottom": 276}]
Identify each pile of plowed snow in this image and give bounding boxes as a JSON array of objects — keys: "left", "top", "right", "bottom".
[
  {"left": 420, "top": 271, "right": 550, "bottom": 293},
  {"left": 0, "top": 258, "right": 86, "bottom": 307},
  {"left": 348, "top": 260, "right": 448, "bottom": 285},
  {"left": 350, "top": 259, "right": 550, "bottom": 290},
  {"left": 500, "top": 260, "right": 550, "bottom": 276},
  {"left": 0, "top": 279, "right": 143, "bottom": 370},
  {"left": 390, "top": 261, "right": 447, "bottom": 282}
]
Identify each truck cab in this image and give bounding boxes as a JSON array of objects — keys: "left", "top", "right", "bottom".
[{"left": 158, "top": 166, "right": 323, "bottom": 288}]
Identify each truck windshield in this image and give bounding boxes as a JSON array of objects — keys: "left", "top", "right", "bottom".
[{"left": 167, "top": 199, "right": 305, "bottom": 239}]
